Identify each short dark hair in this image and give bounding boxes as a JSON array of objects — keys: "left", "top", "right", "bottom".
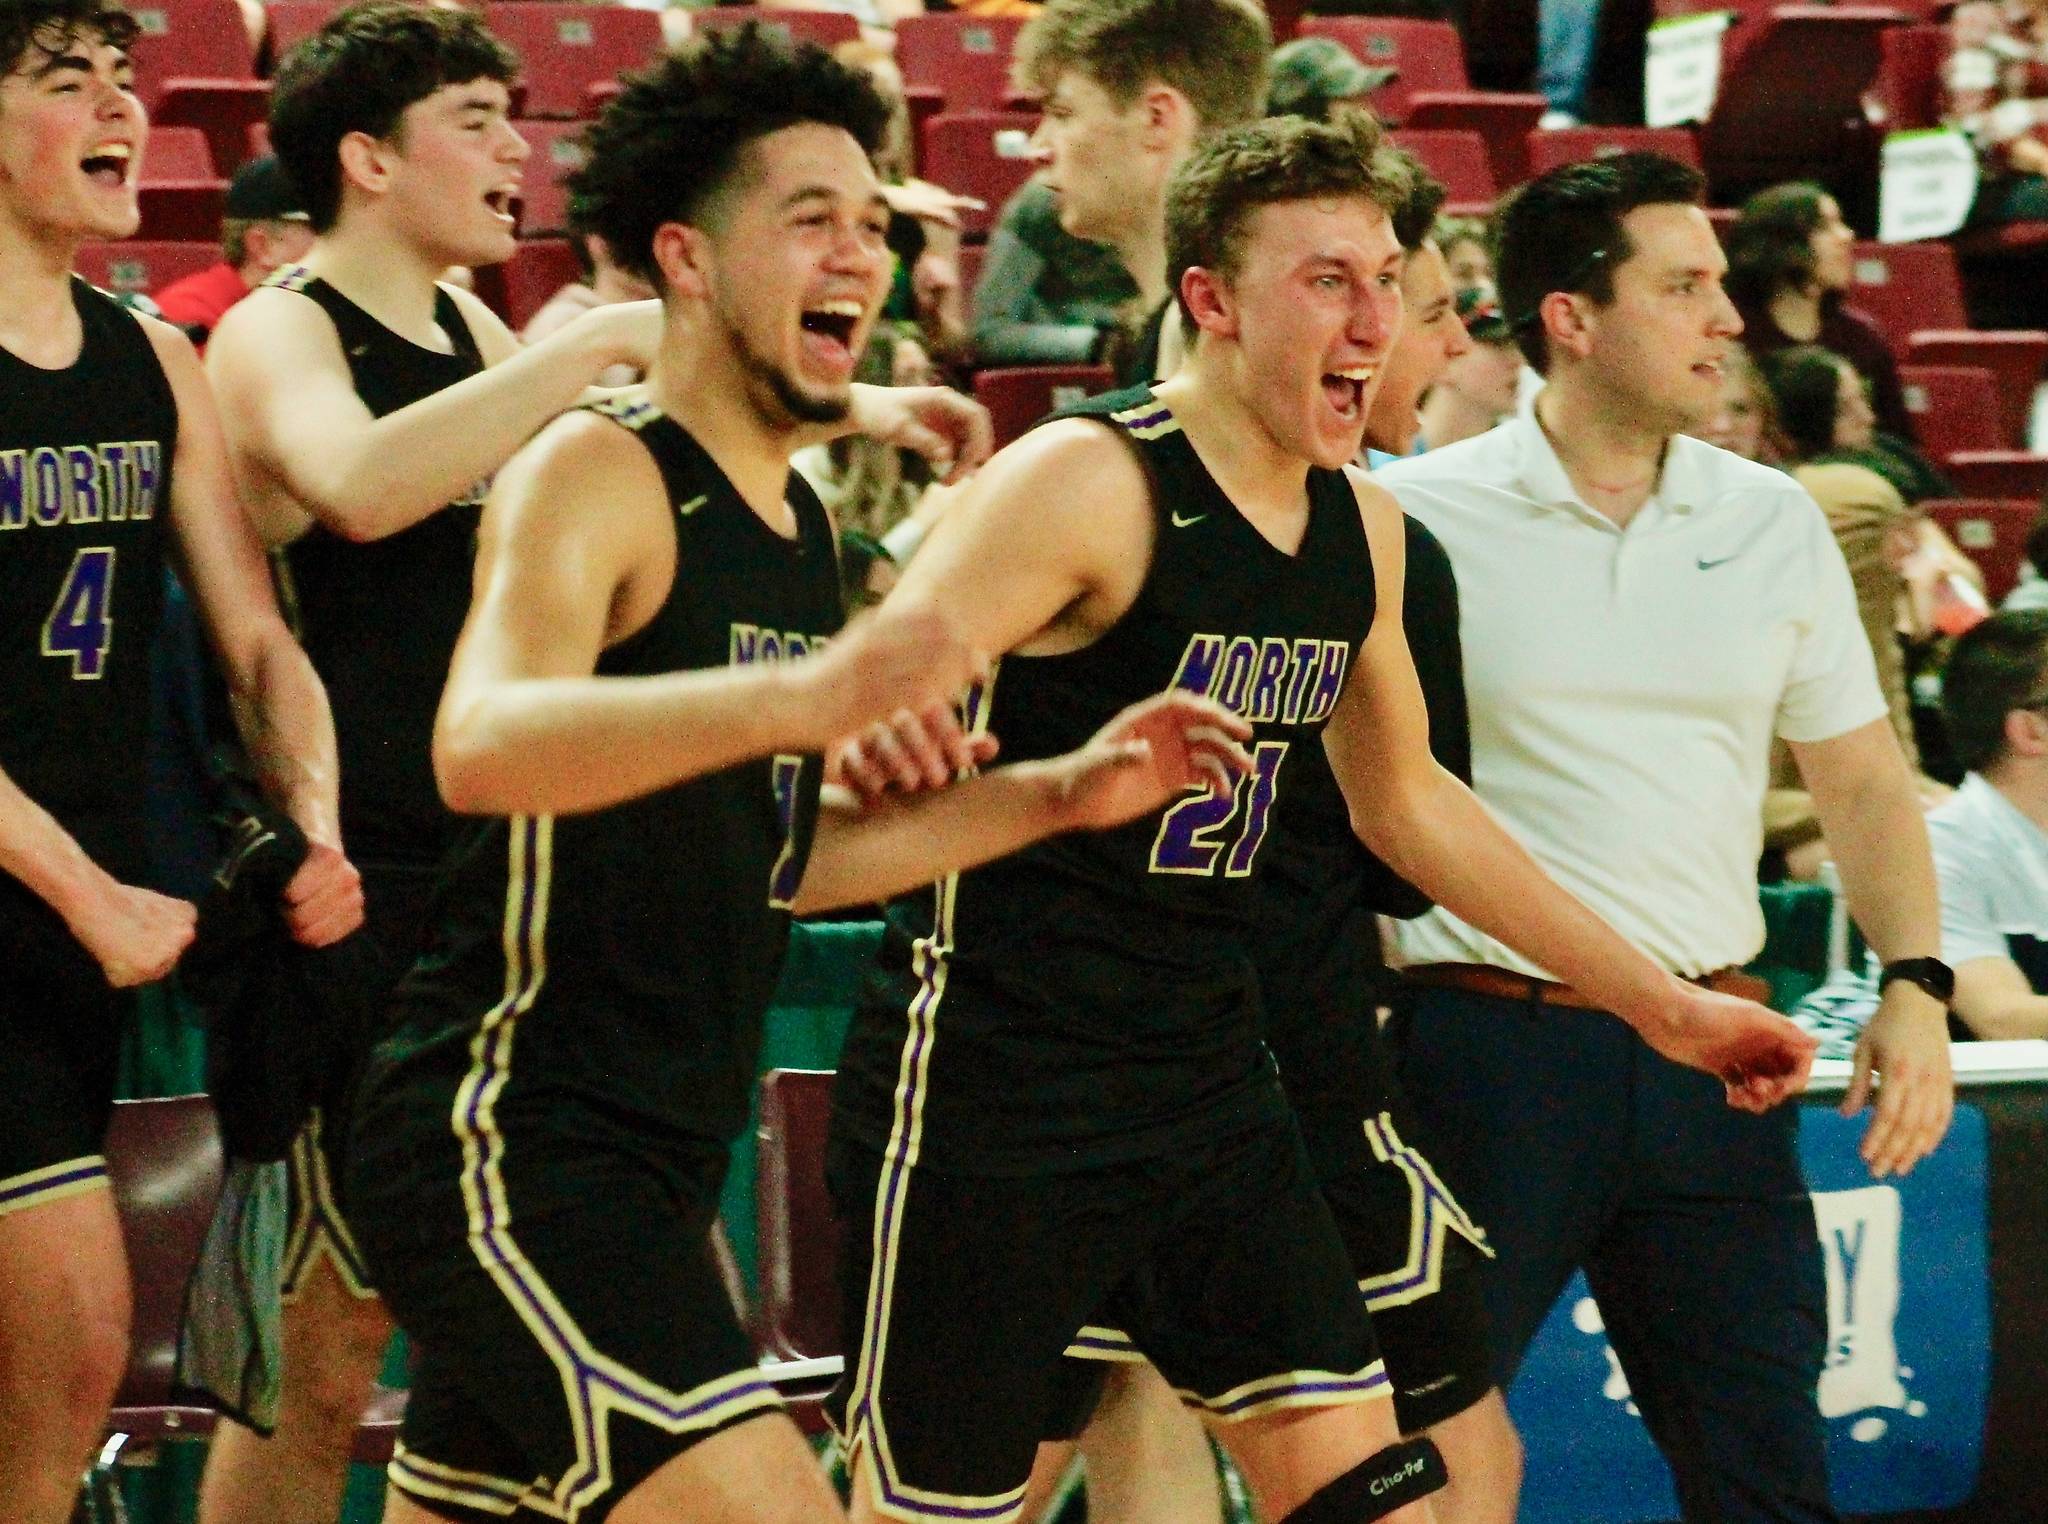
[
  {"left": 1943, "top": 611, "right": 2048, "bottom": 773},
  {"left": 0, "top": 0, "right": 135, "bottom": 83},
  {"left": 1758, "top": 343, "right": 1853, "bottom": 461},
  {"left": 1386, "top": 147, "right": 1447, "bottom": 255},
  {"left": 1166, "top": 107, "right": 1412, "bottom": 327},
  {"left": 269, "top": 3, "right": 518, "bottom": 234},
  {"left": 568, "top": 24, "right": 890, "bottom": 290},
  {"left": 1493, "top": 150, "right": 1707, "bottom": 371},
  {"left": 1725, "top": 180, "right": 1832, "bottom": 313},
  {"left": 1014, "top": 0, "right": 1271, "bottom": 134}
]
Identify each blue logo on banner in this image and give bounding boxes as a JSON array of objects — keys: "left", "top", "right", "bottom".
[{"left": 1507, "top": 1104, "right": 1989, "bottom": 1522}]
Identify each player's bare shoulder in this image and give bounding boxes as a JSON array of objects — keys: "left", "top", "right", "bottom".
[{"left": 979, "top": 416, "right": 1155, "bottom": 548}]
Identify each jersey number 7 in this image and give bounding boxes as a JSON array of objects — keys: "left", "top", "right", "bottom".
[{"left": 42, "top": 547, "right": 116, "bottom": 680}]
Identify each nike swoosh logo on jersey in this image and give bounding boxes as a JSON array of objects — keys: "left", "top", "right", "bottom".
[
  {"left": 1697, "top": 552, "right": 1741, "bottom": 570},
  {"left": 678, "top": 494, "right": 709, "bottom": 517},
  {"left": 1171, "top": 510, "right": 1207, "bottom": 528}
]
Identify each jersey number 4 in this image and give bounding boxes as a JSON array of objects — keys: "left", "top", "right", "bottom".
[
  {"left": 1149, "top": 740, "right": 1287, "bottom": 877},
  {"left": 41, "top": 547, "right": 116, "bottom": 680}
]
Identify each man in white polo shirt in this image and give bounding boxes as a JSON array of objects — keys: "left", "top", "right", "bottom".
[
  {"left": 1375, "top": 153, "right": 1955, "bottom": 1523},
  {"left": 1929, "top": 610, "right": 2048, "bottom": 1037}
]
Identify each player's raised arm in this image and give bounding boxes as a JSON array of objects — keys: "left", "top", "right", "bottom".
[
  {"left": 1321, "top": 472, "right": 1816, "bottom": 1109},
  {"left": 430, "top": 411, "right": 982, "bottom": 818}
]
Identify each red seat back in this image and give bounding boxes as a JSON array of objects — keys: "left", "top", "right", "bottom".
[
  {"left": 1296, "top": 17, "right": 1467, "bottom": 123},
  {"left": 491, "top": 237, "right": 582, "bottom": 332},
  {"left": 151, "top": 80, "right": 271, "bottom": 180},
  {"left": 1848, "top": 240, "right": 1969, "bottom": 353},
  {"left": 143, "top": 125, "right": 217, "bottom": 182},
  {"left": 974, "top": 364, "right": 1114, "bottom": 448},
  {"left": 1524, "top": 125, "right": 1702, "bottom": 178},
  {"left": 895, "top": 14, "right": 1028, "bottom": 113},
  {"left": 1899, "top": 365, "right": 2005, "bottom": 457},
  {"left": 916, "top": 112, "right": 1042, "bottom": 239},
  {"left": 756, "top": 1069, "right": 842, "bottom": 1365},
  {"left": 125, "top": 0, "right": 255, "bottom": 109},
  {"left": 1921, "top": 497, "right": 2037, "bottom": 602},
  {"left": 513, "top": 120, "right": 588, "bottom": 237},
  {"left": 1401, "top": 91, "right": 1546, "bottom": 186},
  {"left": 689, "top": 8, "right": 863, "bottom": 52},
  {"left": 1873, "top": 23, "right": 1949, "bottom": 132},
  {"left": 76, "top": 239, "right": 222, "bottom": 297},
  {"left": 1941, "top": 453, "right": 2048, "bottom": 510},
  {"left": 482, "top": 5, "right": 663, "bottom": 120},
  {"left": 1391, "top": 128, "right": 1495, "bottom": 210},
  {"left": 264, "top": 0, "right": 343, "bottom": 67},
  {"left": 1905, "top": 331, "right": 2048, "bottom": 450},
  {"left": 105, "top": 1097, "right": 225, "bottom": 1408},
  {"left": 1696, "top": 7, "right": 1893, "bottom": 194}
]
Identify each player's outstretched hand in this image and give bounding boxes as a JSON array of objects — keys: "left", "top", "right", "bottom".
[
  {"left": 1046, "top": 691, "right": 1254, "bottom": 832},
  {"left": 67, "top": 880, "right": 197, "bottom": 989},
  {"left": 282, "top": 839, "right": 366, "bottom": 949},
  {"left": 828, "top": 699, "right": 1001, "bottom": 802},
  {"left": 849, "top": 383, "right": 994, "bottom": 484},
  {"left": 1841, "top": 986, "right": 1954, "bottom": 1178},
  {"left": 803, "top": 601, "right": 988, "bottom": 751},
  {"left": 1643, "top": 982, "right": 1818, "bottom": 1112}
]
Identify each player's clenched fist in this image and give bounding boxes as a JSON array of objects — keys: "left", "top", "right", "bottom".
[
  {"left": 798, "top": 601, "right": 987, "bottom": 750},
  {"left": 1640, "top": 982, "right": 1819, "bottom": 1112},
  {"left": 66, "top": 880, "right": 197, "bottom": 989}
]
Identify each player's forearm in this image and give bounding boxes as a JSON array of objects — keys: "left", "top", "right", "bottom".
[
  {"left": 1808, "top": 765, "right": 1942, "bottom": 965},
  {"left": 1357, "top": 765, "right": 1680, "bottom": 1024},
  {"left": 223, "top": 628, "right": 344, "bottom": 847},
  {"left": 434, "top": 665, "right": 822, "bottom": 818},
  {"left": 0, "top": 766, "right": 116, "bottom": 923},
  {"left": 791, "top": 762, "right": 1073, "bottom": 914},
  {"left": 1958, "top": 992, "right": 2048, "bottom": 1041},
  {"left": 294, "top": 326, "right": 624, "bottom": 543}
]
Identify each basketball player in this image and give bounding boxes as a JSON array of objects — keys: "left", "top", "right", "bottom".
[
  {"left": 196, "top": 11, "right": 992, "bottom": 1522},
  {"left": 341, "top": 30, "right": 1249, "bottom": 1524},
  {"left": 825, "top": 110, "right": 1816, "bottom": 1524},
  {"left": 0, "top": 6, "right": 360, "bottom": 1520}
]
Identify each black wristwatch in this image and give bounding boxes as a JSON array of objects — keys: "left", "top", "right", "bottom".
[{"left": 1878, "top": 956, "right": 1955, "bottom": 1004}]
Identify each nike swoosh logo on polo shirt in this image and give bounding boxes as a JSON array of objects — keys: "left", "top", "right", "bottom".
[
  {"left": 1171, "top": 510, "right": 1207, "bottom": 528},
  {"left": 1697, "top": 552, "right": 1742, "bottom": 570}
]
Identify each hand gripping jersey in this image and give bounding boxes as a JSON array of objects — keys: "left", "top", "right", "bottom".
[
  {"left": 265, "top": 267, "right": 487, "bottom": 870},
  {"left": 372, "top": 399, "right": 843, "bottom": 1149},
  {"left": 833, "top": 385, "right": 1377, "bottom": 1174},
  {"left": 0, "top": 279, "right": 175, "bottom": 895}
]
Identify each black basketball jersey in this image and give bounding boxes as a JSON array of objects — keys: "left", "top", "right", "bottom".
[
  {"left": 266, "top": 266, "right": 487, "bottom": 870},
  {"left": 378, "top": 399, "right": 843, "bottom": 1147},
  {"left": 833, "top": 385, "right": 1377, "bottom": 1174},
  {"left": 0, "top": 279, "right": 175, "bottom": 892}
]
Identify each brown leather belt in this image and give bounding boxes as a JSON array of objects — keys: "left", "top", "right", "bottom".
[{"left": 1402, "top": 962, "right": 1771, "bottom": 1010}]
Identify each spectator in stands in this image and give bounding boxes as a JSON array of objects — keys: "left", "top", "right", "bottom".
[
  {"left": 149, "top": 156, "right": 312, "bottom": 351},
  {"left": 1695, "top": 340, "right": 1780, "bottom": 462},
  {"left": 1928, "top": 610, "right": 2048, "bottom": 1035},
  {"left": 1945, "top": 0, "right": 2048, "bottom": 225},
  {"left": 1537, "top": 0, "right": 1603, "bottom": 127},
  {"left": 1415, "top": 286, "right": 1521, "bottom": 451},
  {"left": 1727, "top": 182, "right": 1918, "bottom": 444},
  {"left": 1264, "top": 35, "right": 1395, "bottom": 120},
  {"left": 2006, "top": 510, "right": 2048, "bottom": 610},
  {"left": 1761, "top": 336, "right": 1951, "bottom": 503},
  {"left": 970, "top": 178, "right": 1139, "bottom": 365},
  {"left": 518, "top": 230, "right": 655, "bottom": 353},
  {"left": 1436, "top": 212, "right": 1493, "bottom": 289}
]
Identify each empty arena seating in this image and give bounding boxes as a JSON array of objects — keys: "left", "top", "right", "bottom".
[
  {"left": 688, "top": 7, "right": 862, "bottom": 52},
  {"left": 1901, "top": 365, "right": 2008, "bottom": 457},
  {"left": 916, "top": 112, "right": 1043, "bottom": 239},
  {"left": 975, "top": 364, "right": 1115, "bottom": 448},
  {"left": 512, "top": 120, "right": 588, "bottom": 239},
  {"left": 138, "top": 125, "right": 227, "bottom": 242},
  {"left": 75, "top": 239, "right": 220, "bottom": 297},
  {"left": 1922, "top": 499, "right": 2037, "bottom": 602},
  {"left": 1391, "top": 129, "right": 1496, "bottom": 214},
  {"left": 1296, "top": 16, "right": 1467, "bottom": 124},
  {"left": 1524, "top": 126, "right": 1702, "bottom": 178},
  {"left": 895, "top": 13, "right": 1030, "bottom": 113},
  {"left": 480, "top": 5, "right": 664, "bottom": 119},
  {"left": 124, "top": 0, "right": 255, "bottom": 109},
  {"left": 1905, "top": 332, "right": 2048, "bottom": 453}
]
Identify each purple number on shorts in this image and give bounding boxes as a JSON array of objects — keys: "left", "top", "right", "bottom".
[
  {"left": 41, "top": 547, "right": 116, "bottom": 680},
  {"left": 768, "top": 754, "right": 805, "bottom": 909},
  {"left": 1148, "top": 740, "right": 1288, "bottom": 878}
]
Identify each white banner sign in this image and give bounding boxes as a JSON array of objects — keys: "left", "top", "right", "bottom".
[
  {"left": 1879, "top": 129, "right": 1981, "bottom": 244},
  {"left": 1644, "top": 10, "right": 1730, "bottom": 128}
]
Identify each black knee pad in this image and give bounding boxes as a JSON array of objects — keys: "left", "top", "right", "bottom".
[{"left": 1278, "top": 1436, "right": 1448, "bottom": 1524}]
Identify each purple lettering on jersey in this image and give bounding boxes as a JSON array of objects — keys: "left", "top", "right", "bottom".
[
  {"left": 0, "top": 450, "right": 24, "bottom": 530},
  {"left": 1215, "top": 636, "right": 1257, "bottom": 715},
  {"left": 130, "top": 440, "right": 160, "bottom": 521},
  {"left": 1303, "top": 639, "right": 1350, "bottom": 723},
  {"left": 1168, "top": 633, "right": 1224, "bottom": 698},
  {"left": 65, "top": 446, "right": 102, "bottom": 525},
  {"left": 1246, "top": 637, "right": 1290, "bottom": 723},
  {"left": 29, "top": 447, "right": 67, "bottom": 528}
]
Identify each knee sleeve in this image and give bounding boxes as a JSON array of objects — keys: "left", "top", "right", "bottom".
[{"left": 1278, "top": 1436, "right": 1447, "bottom": 1524}]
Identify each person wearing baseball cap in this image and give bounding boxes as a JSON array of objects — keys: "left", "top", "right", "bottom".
[
  {"left": 1417, "top": 285, "right": 1526, "bottom": 451},
  {"left": 150, "top": 156, "right": 314, "bottom": 349},
  {"left": 1264, "top": 35, "right": 1398, "bottom": 120}
]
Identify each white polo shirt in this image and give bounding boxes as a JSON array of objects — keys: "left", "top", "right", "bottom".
[
  {"left": 1375, "top": 398, "right": 1886, "bottom": 979},
  {"left": 1926, "top": 774, "right": 2048, "bottom": 982}
]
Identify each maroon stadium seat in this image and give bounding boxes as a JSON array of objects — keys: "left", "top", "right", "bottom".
[
  {"left": 1904, "top": 331, "right": 2048, "bottom": 452},
  {"left": 512, "top": 119, "right": 587, "bottom": 238},
  {"left": 974, "top": 364, "right": 1113, "bottom": 448},
  {"left": 1524, "top": 126, "right": 1702, "bottom": 178},
  {"left": 143, "top": 124, "right": 214, "bottom": 180},
  {"left": 1871, "top": 23, "right": 1949, "bottom": 133},
  {"left": 1899, "top": 365, "right": 2007, "bottom": 456},
  {"left": 152, "top": 78, "right": 270, "bottom": 180},
  {"left": 125, "top": 0, "right": 255, "bottom": 109},
  {"left": 1921, "top": 497, "right": 2036, "bottom": 602},
  {"left": 1297, "top": 16, "right": 1466, "bottom": 124},
  {"left": 481, "top": 5, "right": 663, "bottom": 120},
  {"left": 138, "top": 125, "right": 226, "bottom": 241},
  {"left": 1401, "top": 91, "right": 1545, "bottom": 186},
  {"left": 76, "top": 239, "right": 221, "bottom": 297},
  {"left": 1391, "top": 129, "right": 1495, "bottom": 215},
  {"left": 263, "top": 0, "right": 343, "bottom": 67},
  {"left": 756, "top": 1068, "right": 843, "bottom": 1430},
  {"left": 895, "top": 14, "right": 1028, "bottom": 113},
  {"left": 493, "top": 238, "right": 581, "bottom": 332},
  {"left": 688, "top": 8, "right": 862, "bottom": 52},
  {"left": 1692, "top": 7, "right": 1895, "bottom": 197},
  {"left": 1848, "top": 240, "right": 1969, "bottom": 354},
  {"left": 1941, "top": 453, "right": 2048, "bottom": 507},
  {"left": 916, "top": 112, "right": 1042, "bottom": 239}
]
